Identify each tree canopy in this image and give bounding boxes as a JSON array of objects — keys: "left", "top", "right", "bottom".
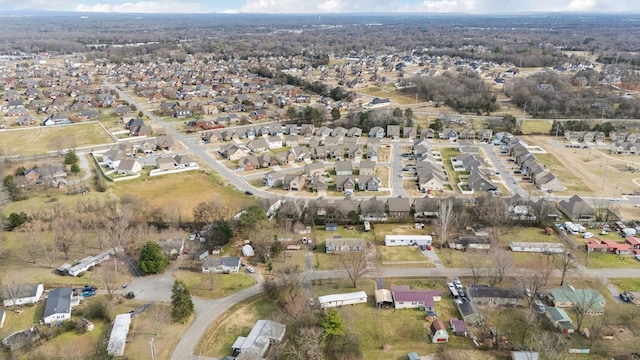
[
  {"left": 171, "top": 279, "right": 194, "bottom": 322},
  {"left": 138, "top": 241, "right": 169, "bottom": 274}
]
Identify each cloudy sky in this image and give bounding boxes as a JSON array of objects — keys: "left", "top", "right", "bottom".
[{"left": 0, "top": 0, "right": 638, "bottom": 14}]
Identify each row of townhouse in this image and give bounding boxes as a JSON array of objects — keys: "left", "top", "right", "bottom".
[{"left": 508, "top": 138, "right": 566, "bottom": 192}]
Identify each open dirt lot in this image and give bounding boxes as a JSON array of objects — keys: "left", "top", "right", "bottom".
[{"left": 524, "top": 136, "right": 640, "bottom": 197}]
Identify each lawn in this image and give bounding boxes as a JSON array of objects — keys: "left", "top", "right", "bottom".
[
  {"left": 173, "top": 270, "right": 257, "bottom": 299},
  {"left": 375, "top": 246, "right": 434, "bottom": 267},
  {"left": 195, "top": 296, "right": 278, "bottom": 358},
  {"left": 520, "top": 120, "right": 552, "bottom": 134},
  {"left": 438, "top": 147, "right": 462, "bottom": 192},
  {"left": 112, "top": 171, "right": 253, "bottom": 222},
  {"left": 609, "top": 278, "right": 640, "bottom": 292},
  {"left": 0, "top": 122, "right": 114, "bottom": 156},
  {"left": 532, "top": 153, "right": 588, "bottom": 193},
  {"left": 498, "top": 226, "right": 563, "bottom": 247}
]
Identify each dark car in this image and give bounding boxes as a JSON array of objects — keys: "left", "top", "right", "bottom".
[
  {"left": 620, "top": 292, "right": 631, "bottom": 303},
  {"left": 125, "top": 291, "right": 135, "bottom": 299},
  {"left": 245, "top": 190, "right": 254, "bottom": 195}
]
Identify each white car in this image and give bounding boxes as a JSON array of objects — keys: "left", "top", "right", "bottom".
[
  {"left": 583, "top": 232, "right": 594, "bottom": 239},
  {"left": 246, "top": 267, "right": 255, "bottom": 273},
  {"left": 454, "top": 279, "right": 463, "bottom": 290},
  {"left": 447, "top": 282, "right": 456, "bottom": 292}
]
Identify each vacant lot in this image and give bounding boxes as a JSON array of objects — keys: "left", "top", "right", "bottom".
[
  {"left": 375, "top": 246, "right": 434, "bottom": 267},
  {"left": 173, "top": 270, "right": 257, "bottom": 299},
  {"left": 0, "top": 122, "right": 114, "bottom": 156},
  {"left": 520, "top": 120, "right": 552, "bottom": 134},
  {"left": 525, "top": 136, "right": 639, "bottom": 196},
  {"left": 112, "top": 171, "right": 253, "bottom": 222}
]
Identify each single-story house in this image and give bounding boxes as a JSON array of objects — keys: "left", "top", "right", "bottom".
[
  {"left": 466, "top": 285, "right": 525, "bottom": 306},
  {"left": 384, "top": 235, "right": 432, "bottom": 247},
  {"left": 106, "top": 313, "right": 132, "bottom": 356},
  {"left": 325, "top": 238, "right": 366, "bottom": 254},
  {"left": 509, "top": 242, "right": 565, "bottom": 253},
  {"left": 449, "top": 236, "right": 491, "bottom": 251},
  {"left": 232, "top": 320, "right": 286, "bottom": 360},
  {"left": 548, "top": 285, "right": 605, "bottom": 315},
  {"left": 318, "top": 291, "right": 368, "bottom": 308},
  {"left": 201, "top": 257, "right": 242, "bottom": 274},
  {"left": 558, "top": 195, "right": 596, "bottom": 222},
  {"left": 43, "top": 287, "right": 79, "bottom": 324},
  {"left": 429, "top": 320, "right": 449, "bottom": 343},
  {"left": 391, "top": 285, "right": 441, "bottom": 311},
  {"left": 3, "top": 283, "right": 45, "bottom": 307}
]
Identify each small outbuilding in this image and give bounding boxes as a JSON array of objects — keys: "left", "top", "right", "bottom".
[
  {"left": 107, "top": 313, "right": 132, "bottom": 356},
  {"left": 429, "top": 320, "right": 449, "bottom": 343},
  {"left": 0, "top": 309, "right": 5, "bottom": 328},
  {"left": 242, "top": 244, "right": 255, "bottom": 257}
]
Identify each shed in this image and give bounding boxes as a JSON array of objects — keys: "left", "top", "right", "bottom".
[
  {"left": 429, "top": 320, "right": 449, "bottom": 343},
  {"left": 450, "top": 318, "right": 468, "bottom": 336},
  {"left": 325, "top": 223, "right": 338, "bottom": 231},
  {"left": 232, "top": 320, "right": 286, "bottom": 360},
  {"left": 107, "top": 313, "right": 132, "bottom": 356},
  {"left": 242, "top": 244, "right": 255, "bottom": 257},
  {"left": 318, "top": 291, "right": 368, "bottom": 308}
]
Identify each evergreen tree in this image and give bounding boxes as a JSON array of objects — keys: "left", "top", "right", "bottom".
[
  {"left": 171, "top": 279, "right": 194, "bottom": 322},
  {"left": 321, "top": 308, "right": 345, "bottom": 338},
  {"left": 331, "top": 107, "right": 341, "bottom": 121},
  {"left": 64, "top": 151, "right": 79, "bottom": 165},
  {"left": 138, "top": 241, "right": 169, "bottom": 274}
]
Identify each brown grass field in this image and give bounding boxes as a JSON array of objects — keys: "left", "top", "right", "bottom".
[
  {"left": 524, "top": 136, "right": 640, "bottom": 197},
  {"left": 0, "top": 122, "right": 114, "bottom": 156}
]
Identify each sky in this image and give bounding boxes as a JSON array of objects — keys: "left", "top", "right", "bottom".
[{"left": 0, "top": 0, "right": 639, "bottom": 14}]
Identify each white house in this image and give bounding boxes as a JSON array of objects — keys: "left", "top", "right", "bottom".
[
  {"left": 43, "top": 287, "right": 80, "bottom": 324},
  {"left": 117, "top": 159, "right": 142, "bottom": 175},
  {"left": 384, "top": 235, "right": 432, "bottom": 247},
  {"left": 201, "top": 257, "right": 242, "bottom": 274},
  {"left": 509, "top": 242, "right": 565, "bottom": 253},
  {"left": 107, "top": 313, "right": 132, "bottom": 356},
  {"left": 65, "top": 248, "right": 120, "bottom": 277},
  {"left": 3, "top": 283, "right": 44, "bottom": 307},
  {"left": 318, "top": 291, "right": 368, "bottom": 308},
  {"left": 232, "top": 320, "right": 286, "bottom": 360}
]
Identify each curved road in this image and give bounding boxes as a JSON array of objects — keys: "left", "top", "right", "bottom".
[{"left": 122, "top": 263, "right": 640, "bottom": 360}]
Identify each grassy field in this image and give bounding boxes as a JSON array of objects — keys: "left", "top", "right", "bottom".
[
  {"left": 173, "top": 270, "right": 257, "bottom": 299},
  {"left": 375, "top": 246, "right": 434, "bottom": 267},
  {"left": 112, "top": 171, "right": 253, "bottom": 222},
  {"left": 532, "top": 153, "right": 588, "bottom": 192},
  {"left": 609, "top": 278, "right": 640, "bottom": 292},
  {"left": 520, "top": 120, "right": 552, "bottom": 134},
  {"left": 0, "top": 122, "right": 114, "bottom": 156}
]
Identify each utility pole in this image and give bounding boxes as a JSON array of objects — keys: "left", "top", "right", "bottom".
[
  {"left": 601, "top": 158, "right": 608, "bottom": 190},
  {"left": 150, "top": 337, "right": 156, "bottom": 360}
]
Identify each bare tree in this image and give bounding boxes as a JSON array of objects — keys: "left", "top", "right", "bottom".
[
  {"left": 486, "top": 249, "right": 512, "bottom": 286},
  {"left": 435, "top": 198, "right": 454, "bottom": 253},
  {"left": 2, "top": 280, "right": 26, "bottom": 308},
  {"left": 286, "top": 326, "right": 325, "bottom": 360},
  {"left": 53, "top": 218, "right": 76, "bottom": 260},
  {"left": 21, "top": 222, "right": 42, "bottom": 264},
  {"left": 516, "top": 253, "right": 554, "bottom": 306},
  {"left": 49, "top": 135, "right": 66, "bottom": 156},
  {"left": 467, "top": 250, "right": 487, "bottom": 284},
  {"left": 95, "top": 258, "right": 126, "bottom": 300},
  {"left": 340, "top": 251, "right": 372, "bottom": 288},
  {"left": 563, "top": 285, "right": 605, "bottom": 332},
  {"left": 557, "top": 252, "right": 575, "bottom": 286}
]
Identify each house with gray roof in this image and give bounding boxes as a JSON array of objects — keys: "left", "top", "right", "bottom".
[
  {"left": 558, "top": 195, "right": 595, "bottom": 222},
  {"left": 232, "top": 320, "right": 286, "bottom": 360},
  {"left": 43, "top": 287, "right": 78, "bottom": 324},
  {"left": 201, "top": 257, "right": 242, "bottom": 273}
]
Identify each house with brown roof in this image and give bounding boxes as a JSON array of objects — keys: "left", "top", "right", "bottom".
[
  {"left": 283, "top": 175, "right": 306, "bottom": 191},
  {"left": 387, "top": 197, "right": 411, "bottom": 219},
  {"left": 429, "top": 320, "right": 449, "bottom": 343},
  {"left": 359, "top": 160, "right": 376, "bottom": 176}
]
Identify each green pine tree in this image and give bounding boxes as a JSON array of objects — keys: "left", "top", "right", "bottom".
[
  {"left": 171, "top": 279, "right": 194, "bottom": 323},
  {"left": 138, "top": 242, "right": 169, "bottom": 274}
]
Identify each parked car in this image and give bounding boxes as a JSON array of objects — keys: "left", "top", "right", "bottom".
[
  {"left": 419, "top": 245, "right": 427, "bottom": 251},
  {"left": 246, "top": 266, "right": 255, "bottom": 273},
  {"left": 245, "top": 190, "right": 254, "bottom": 195},
  {"left": 582, "top": 232, "right": 594, "bottom": 239},
  {"left": 454, "top": 278, "right": 463, "bottom": 290},
  {"left": 125, "top": 291, "right": 135, "bottom": 299},
  {"left": 533, "top": 300, "right": 546, "bottom": 312},
  {"left": 620, "top": 292, "right": 631, "bottom": 303},
  {"left": 447, "top": 282, "right": 456, "bottom": 292}
]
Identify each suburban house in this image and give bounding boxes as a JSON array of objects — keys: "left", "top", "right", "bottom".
[
  {"left": 201, "top": 257, "right": 242, "bottom": 274},
  {"left": 387, "top": 125, "right": 401, "bottom": 139},
  {"left": 548, "top": 285, "right": 606, "bottom": 315},
  {"left": 366, "top": 97, "right": 391, "bottom": 109},
  {"left": 466, "top": 285, "right": 525, "bottom": 306},
  {"left": 335, "top": 175, "right": 356, "bottom": 193},
  {"left": 546, "top": 307, "right": 574, "bottom": 334},
  {"left": 43, "top": 287, "right": 79, "bottom": 324},
  {"left": 174, "top": 154, "right": 197, "bottom": 168},
  {"left": 369, "top": 126, "right": 385, "bottom": 139},
  {"left": 384, "top": 235, "right": 432, "bottom": 247},
  {"left": 2, "top": 283, "right": 45, "bottom": 307},
  {"left": 325, "top": 238, "right": 366, "bottom": 254},
  {"left": 429, "top": 320, "right": 449, "bottom": 343},
  {"left": 117, "top": 159, "right": 142, "bottom": 175},
  {"left": 318, "top": 291, "right": 368, "bottom": 308},
  {"left": 558, "top": 195, "right": 596, "bottom": 222},
  {"left": 414, "top": 197, "right": 440, "bottom": 219},
  {"left": 390, "top": 285, "right": 441, "bottom": 311},
  {"left": 232, "top": 320, "right": 286, "bottom": 360},
  {"left": 335, "top": 160, "right": 353, "bottom": 176},
  {"left": 387, "top": 197, "right": 411, "bottom": 219},
  {"left": 283, "top": 175, "right": 306, "bottom": 191},
  {"left": 359, "top": 160, "right": 376, "bottom": 176}
]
